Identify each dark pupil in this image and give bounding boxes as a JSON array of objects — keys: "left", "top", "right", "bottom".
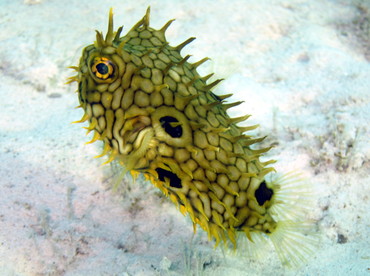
[
  {"left": 96, "top": 63, "right": 109, "bottom": 75},
  {"left": 255, "top": 180, "right": 274, "bottom": 206},
  {"left": 159, "top": 116, "right": 182, "bottom": 138},
  {"left": 155, "top": 168, "right": 182, "bottom": 188}
]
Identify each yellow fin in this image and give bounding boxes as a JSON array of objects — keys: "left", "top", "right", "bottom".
[
  {"left": 266, "top": 172, "right": 319, "bottom": 267},
  {"left": 101, "top": 149, "right": 118, "bottom": 165},
  {"left": 112, "top": 166, "right": 128, "bottom": 191},
  {"left": 233, "top": 231, "right": 270, "bottom": 260},
  {"left": 268, "top": 220, "right": 319, "bottom": 268},
  {"left": 267, "top": 172, "right": 315, "bottom": 221}
]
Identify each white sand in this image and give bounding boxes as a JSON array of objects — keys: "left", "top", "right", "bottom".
[{"left": 0, "top": 0, "right": 369, "bottom": 275}]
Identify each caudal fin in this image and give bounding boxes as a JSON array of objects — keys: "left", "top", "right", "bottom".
[{"left": 266, "top": 172, "right": 320, "bottom": 268}]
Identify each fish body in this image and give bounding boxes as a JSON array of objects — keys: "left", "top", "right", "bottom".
[{"left": 69, "top": 7, "right": 317, "bottom": 267}]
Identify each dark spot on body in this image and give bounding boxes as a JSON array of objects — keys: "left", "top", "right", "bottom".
[
  {"left": 255, "top": 180, "right": 273, "bottom": 206},
  {"left": 159, "top": 116, "right": 182, "bottom": 138},
  {"left": 156, "top": 168, "right": 182, "bottom": 188}
]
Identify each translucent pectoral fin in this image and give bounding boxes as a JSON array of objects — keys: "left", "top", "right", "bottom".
[
  {"left": 268, "top": 220, "right": 320, "bottom": 268},
  {"left": 265, "top": 172, "right": 320, "bottom": 268}
]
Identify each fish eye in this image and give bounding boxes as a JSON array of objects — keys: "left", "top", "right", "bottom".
[{"left": 91, "top": 57, "right": 115, "bottom": 82}]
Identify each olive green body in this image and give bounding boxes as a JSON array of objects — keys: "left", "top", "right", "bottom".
[{"left": 72, "top": 8, "right": 279, "bottom": 247}]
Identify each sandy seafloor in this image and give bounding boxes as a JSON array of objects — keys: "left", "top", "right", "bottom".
[{"left": 0, "top": 0, "right": 369, "bottom": 275}]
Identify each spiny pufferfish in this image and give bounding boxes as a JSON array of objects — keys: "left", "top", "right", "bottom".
[{"left": 68, "top": 7, "right": 317, "bottom": 267}]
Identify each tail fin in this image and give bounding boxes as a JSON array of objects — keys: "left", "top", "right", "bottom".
[
  {"left": 266, "top": 172, "right": 320, "bottom": 268},
  {"left": 234, "top": 231, "right": 271, "bottom": 261},
  {"left": 267, "top": 171, "right": 314, "bottom": 221},
  {"left": 268, "top": 220, "right": 319, "bottom": 268}
]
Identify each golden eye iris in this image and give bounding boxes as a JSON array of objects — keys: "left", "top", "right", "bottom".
[{"left": 91, "top": 57, "right": 115, "bottom": 81}]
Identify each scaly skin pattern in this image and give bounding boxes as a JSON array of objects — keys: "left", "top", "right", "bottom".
[{"left": 69, "top": 8, "right": 300, "bottom": 252}]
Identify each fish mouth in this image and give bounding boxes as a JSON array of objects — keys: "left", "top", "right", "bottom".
[
  {"left": 112, "top": 115, "right": 155, "bottom": 170},
  {"left": 121, "top": 126, "right": 155, "bottom": 171}
]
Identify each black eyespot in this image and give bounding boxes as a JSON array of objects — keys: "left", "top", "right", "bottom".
[
  {"left": 255, "top": 180, "right": 273, "bottom": 206},
  {"left": 91, "top": 57, "right": 115, "bottom": 81},
  {"left": 155, "top": 168, "right": 182, "bottom": 188},
  {"left": 159, "top": 116, "right": 183, "bottom": 138}
]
